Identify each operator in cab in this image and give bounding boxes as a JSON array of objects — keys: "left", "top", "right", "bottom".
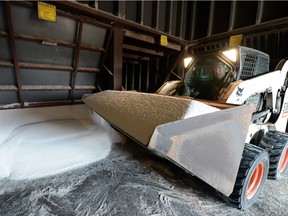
[
  {"left": 213, "top": 62, "right": 227, "bottom": 82},
  {"left": 208, "top": 62, "right": 230, "bottom": 100}
]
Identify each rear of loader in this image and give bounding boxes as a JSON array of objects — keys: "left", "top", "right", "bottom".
[{"left": 83, "top": 90, "right": 268, "bottom": 210}]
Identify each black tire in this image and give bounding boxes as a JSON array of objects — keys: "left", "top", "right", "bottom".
[
  {"left": 259, "top": 131, "right": 288, "bottom": 180},
  {"left": 219, "top": 143, "right": 269, "bottom": 210}
]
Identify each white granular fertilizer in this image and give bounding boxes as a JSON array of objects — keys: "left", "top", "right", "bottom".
[{"left": 0, "top": 105, "right": 123, "bottom": 180}]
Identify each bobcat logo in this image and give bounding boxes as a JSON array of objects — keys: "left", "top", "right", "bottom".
[{"left": 236, "top": 87, "right": 244, "bottom": 96}]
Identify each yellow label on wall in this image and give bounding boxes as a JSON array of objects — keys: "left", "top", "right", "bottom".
[
  {"left": 160, "top": 35, "right": 168, "bottom": 46},
  {"left": 229, "top": 34, "right": 243, "bottom": 46},
  {"left": 38, "top": 2, "right": 56, "bottom": 22}
]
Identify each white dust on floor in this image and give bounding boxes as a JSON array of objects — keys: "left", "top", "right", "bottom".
[{"left": 0, "top": 105, "right": 124, "bottom": 180}]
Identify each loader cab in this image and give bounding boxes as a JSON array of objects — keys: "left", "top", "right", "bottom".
[
  {"left": 179, "top": 53, "right": 235, "bottom": 100},
  {"left": 179, "top": 46, "right": 270, "bottom": 100}
]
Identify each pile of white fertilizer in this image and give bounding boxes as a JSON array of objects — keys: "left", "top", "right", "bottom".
[{"left": 0, "top": 105, "right": 123, "bottom": 180}]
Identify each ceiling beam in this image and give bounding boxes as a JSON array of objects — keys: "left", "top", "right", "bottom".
[{"left": 123, "top": 44, "right": 164, "bottom": 57}]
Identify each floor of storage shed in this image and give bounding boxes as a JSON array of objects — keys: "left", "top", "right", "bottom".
[{"left": 0, "top": 106, "right": 287, "bottom": 216}]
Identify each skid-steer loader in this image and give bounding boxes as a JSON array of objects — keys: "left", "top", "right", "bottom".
[
  {"left": 83, "top": 46, "right": 288, "bottom": 210},
  {"left": 156, "top": 46, "right": 288, "bottom": 204}
]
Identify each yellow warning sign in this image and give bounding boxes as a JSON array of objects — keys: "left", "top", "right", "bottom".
[
  {"left": 160, "top": 35, "right": 168, "bottom": 46},
  {"left": 38, "top": 2, "right": 56, "bottom": 22},
  {"left": 229, "top": 34, "right": 243, "bottom": 46}
]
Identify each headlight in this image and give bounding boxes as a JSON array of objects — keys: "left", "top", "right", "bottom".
[
  {"left": 184, "top": 57, "right": 193, "bottom": 68},
  {"left": 222, "top": 49, "right": 237, "bottom": 62}
]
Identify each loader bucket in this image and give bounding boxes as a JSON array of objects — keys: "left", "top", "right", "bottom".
[{"left": 83, "top": 90, "right": 254, "bottom": 196}]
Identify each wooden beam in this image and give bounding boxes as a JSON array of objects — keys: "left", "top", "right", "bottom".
[
  {"left": 19, "top": 62, "right": 73, "bottom": 71},
  {"left": 50, "top": 1, "right": 187, "bottom": 45},
  {"left": 123, "top": 44, "right": 164, "bottom": 57},
  {"left": 0, "top": 61, "right": 14, "bottom": 68},
  {"left": 0, "top": 85, "right": 18, "bottom": 91},
  {"left": 78, "top": 67, "right": 100, "bottom": 73},
  {"left": 113, "top": 24, "right": 124, "bottom": 90},
  {"left": 75, "top": 85, "right": 96, "bottom": 90},
  {"left": 5, "top": 2, "right": 24, "bottom": 107},
  {"left": 125, "top": 30, "right": 154, "bottom": 43},
  {"left": 22, "top": 85, "right": 72, "bottom": 91},
  {"left": 190, "top": 15, "right": 288, "bottom": 47},
  {"left": 0, "top": 31, "right": 8, "bottom": 37},
  {"left": 71, "top": 18, "right": 84, "bottom": 102},
  {"left": 124, "top": 30, "right": 181, "bottom": 51}
]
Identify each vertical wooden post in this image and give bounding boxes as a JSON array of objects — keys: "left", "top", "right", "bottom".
[
  {"left": 5, "top": 2, "right": 24, "bottom": 107},
  {"left": 256, "top": 1, "right": 264, "bottom": 25},
  {"left": 229, "top": 1, "right": 237, "bottom": 31},
  {"left": 207, "top": 1, "right": 215, "bottom": 37},
  {"left": 112, "top": 23, "right": 124, "bottom": 90},
  {"left": 190, "top": 1, "right": 197, "bottom": 40},
  {"left": 71, "top": 18, "right": 83, "bottom": 103}
]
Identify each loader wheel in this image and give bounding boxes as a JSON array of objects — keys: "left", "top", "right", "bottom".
[
  {"left": 259, "top": 131, "right": 288, "bottom": 179},
  {"left": 219, "top": 143, "right": 269, "bottom": 210}
]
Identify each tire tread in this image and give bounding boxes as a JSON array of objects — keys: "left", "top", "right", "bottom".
[
  {"left": 218, "top": 143, "right": 269, "bottom": 210},
  {"left": 259, "top": 130, "right": 288, "bottom": 179}
]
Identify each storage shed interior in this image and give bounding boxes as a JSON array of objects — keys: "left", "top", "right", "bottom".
[
  {"left": 1, "top": 1, "right": 288, "bottom": 109},
  {"left": 1, "top": 1, "right": 288, "bottom": 215}
]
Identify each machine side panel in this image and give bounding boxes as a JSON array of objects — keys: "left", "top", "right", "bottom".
[{"left": 148, "top": 104, "right": 254, "bottom": 196}]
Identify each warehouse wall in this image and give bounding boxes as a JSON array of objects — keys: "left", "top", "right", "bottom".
[
  {"left": 0, "top": 2, "right": 112, "bottom": 108},
  {"left": 0, "top": 1, "right": 183, "bottom": 108},
  {"left": 82, "top": 0, "right": 288, "bottom": 69},
  {"left": 81, "top": 1, "right": 288, "bottom": 40}
]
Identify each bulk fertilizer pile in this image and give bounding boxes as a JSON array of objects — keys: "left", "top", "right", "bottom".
[
  {"left": 0, "top": 105, "right": 123, "bottom": 180},
  {"left": 0, "top": 92, "right": 218, "bottom": 180}
]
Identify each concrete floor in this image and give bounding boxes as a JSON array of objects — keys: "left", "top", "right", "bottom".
[{"left": 1, "top": 138, "right": 287, "bottom": 216}]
